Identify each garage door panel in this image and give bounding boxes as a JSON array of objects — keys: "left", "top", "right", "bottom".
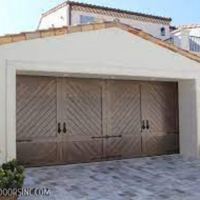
[
  {"left": 62, "top": 79, "right": 103, "bottom": 163},
  {"left": 141, "top": 82, "right": 179, "bottom": 156},
  {"left": 64, "top": 79, "right": 102, "bottom": 136},
  {"left": 107, "top": 81, "right": 141, "bottom": 136},
  {"left": 121, "top": 136, "right": 142, "bottom": 158},
  {"left": 17, "top": 142, "right": 58, "bottom": 166},
  {"left": 16, "top": 76, "right": 59, "bottom": 166},
  {"left": 17, "top": 76, "right": 57, "bottom": 139},
  {"left": 164, "top": 134, "right": 179, "bottom": 153},
  {"left": 143, "top": 133, "right": 179, "bottom": 156},
  {"left": 17, "top": 78, "right": 56, "bottom": 117},
  {"left": 63, "top": 140, "right": 103, "bottom": 163},
  {"left": 105, "top": 138, "right": 123, "bottom": 159},
  {"left": 105, "top": 135, "right": 142, "bottom": 160},
  {"left": 17, "top": 89, "right": 56, "bottom": 125},
  {"left": 66, "top": 106, "right": 101, "bottom": 136},
  {"left": 17, "top": 104, "right": 57, "bottom": 139},
  {"left": 105, "top": 81, "right": 142, "bottom": 158},
  {"left": 143, "top": 135, "right": 166, "bottom": 156},
  {"left": 142, "top": 82, "right": 178, "bottom": 133}
]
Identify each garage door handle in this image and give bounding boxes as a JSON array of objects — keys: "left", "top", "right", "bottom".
[
  {"left": 58, "top": 123, "right": 62, "bottom": 134},
  {"left": 63, "top": 123, "right": 67, "bottom": 133},
  {"left": 146, "top": 120, "right": 150, "bottom": 129},
  {"left": 141, "top": 120, "right": 146, "bottom": 130}
]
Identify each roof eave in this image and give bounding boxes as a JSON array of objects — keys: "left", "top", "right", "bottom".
[{"left": 1, "top": 21, "right": 200, "bottom": 64}]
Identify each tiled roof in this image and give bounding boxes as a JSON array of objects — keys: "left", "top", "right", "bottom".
[
  {"left": 0, "top": 21, "right": 200, "bottom": 64},
  {"left": 42, "top": 1, "right": 171, "bottom": 25}
]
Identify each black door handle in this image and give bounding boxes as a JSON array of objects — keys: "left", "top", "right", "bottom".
[
  {"left": 58, "top": 123, "right": 62, "bottom": 134},
  {"left": 146, "top": 120, "right": 150, "bottom": 129},
  {"left": 63, "top": 122, "right": 67, "bottom": 133},
  {"left": 141, "top": 120, "right": 146, "bottom": 130}
]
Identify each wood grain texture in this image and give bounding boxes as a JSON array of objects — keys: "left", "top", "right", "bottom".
[
  {"left": 16, "top": 76, "right": 179, "bottom": 166},
  {"left": 61, "top": 78, "right": 103, "bottom": 163},
  {"left": 104, "top": 81, "right": 142, "bottom": 159},
  {"left": 141, "top": 82, "right": 179, "bottom": 156},
  {"left": 16, "top": 76, "right": 59, "bottom": 166}
]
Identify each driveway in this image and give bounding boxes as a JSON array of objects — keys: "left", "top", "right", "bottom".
[{"left": 20, "top": 155, "right": 200, "bottom": 200}]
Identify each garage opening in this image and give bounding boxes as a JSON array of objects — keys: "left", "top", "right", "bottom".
[{"left": 16, "top": 76, "right": 179, "bottom": 166}]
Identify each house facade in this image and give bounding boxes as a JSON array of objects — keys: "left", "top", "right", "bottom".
[
  {"left": 169, "top": 25, "right": 200, "bottom": 56},
  {"left": 38, "top": 1, "right": 172, "bottom": 40},
  {"left": 0, "top": 22, "right": 200, "bottom": 166},
  {"left": 39, "top": 1, "right": 200, "bottom": 57}
]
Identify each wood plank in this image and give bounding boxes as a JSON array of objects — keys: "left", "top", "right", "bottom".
[
  {"left": 16, "top": 76, "right": 179, "bottom": 166},
  {"left": 61, "top": 78, "right": 103, "bottom": 163},
  {"left": 141, "top": 82, "right": 179, "bottom": 156},
  {"left": 16, "top": 75, "right": 59, "bottom": 166},
  {"left": 105, "top": 80, "right": 142, "bottom": 159}
]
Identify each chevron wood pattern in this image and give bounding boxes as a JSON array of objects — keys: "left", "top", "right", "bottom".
[
  {"left": 141, "top": 82, "right": 179, "bottom": 156},
  {"left": 142, "top": 82, "right": 178, "bottom": 133},
  {"left": 61, "top": 78, "right": 103, "bottom": 163},
  {"left": 105, "top": 81, "right": 142, "bottom": 159},
  {"left": 16, "top": 76, "right": 179, "bottom": 166},
  {"left": 17, "top": 76, "right": 57, "bottom": 139},
  {"left": 16, "top": 76, "right": 59, "bottom": 166}
]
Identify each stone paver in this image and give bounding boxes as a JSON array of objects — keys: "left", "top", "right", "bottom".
[{"left": 20, "top": 155, "right": 200, "bottom": 200}]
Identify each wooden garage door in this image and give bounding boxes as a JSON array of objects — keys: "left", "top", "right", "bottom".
[
  {"left": 103, "top": 81, "right": 179, "bottom": 159},
  {"left": 17, "top": 77, "right": 103, "bottom": 166},
  {"left": 104, "top": 80, "right": 142, "bottom": 160},
  {"left": 61, "top": 78, "right": 103, "bottom": 163},
  {"left": 141, "top": 82, "right": 179, "bottom": 156},
  {"left": 16, "top": 76, "right": 179, "bottom": 166},
  {"left": 16, "top": 76, "right": 60, "bottom": 166}
]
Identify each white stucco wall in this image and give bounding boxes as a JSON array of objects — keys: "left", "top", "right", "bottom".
[
  {"left": 38, "top": 5, "right": 170, "bottom": 39},
  {"left": 179, "top": 80, "right": 199, "bottom": 157},
  {"left": 71, "top": 10, "right": 170, "bottom": 39},
  {"left": 39, "top": 5, "right": 69, "bottom": 29},
  {"left": 0, "top": 60, "right": 6, "bottom": 164},
  {"left": 0, "top": 28, "right": 200, "bottom": 163},
  {"left": 189, "top": 28, "right": 200, "bottom": 37}
]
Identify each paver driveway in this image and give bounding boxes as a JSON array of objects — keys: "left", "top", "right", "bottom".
[{"left": 20, "top": 155, "right": 200, "bottom": 200}]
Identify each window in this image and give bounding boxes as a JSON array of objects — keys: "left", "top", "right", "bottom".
[
  {"left": 80, "top": 15, "right": 95, "bottom": 24},
  {"left": 160, "top": 27, "right": 166, "bottom": 36}
]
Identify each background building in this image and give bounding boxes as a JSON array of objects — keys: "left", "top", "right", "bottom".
[
  {"left": 38, "top": 1, "right": 200, "bottom": 57},
  {"left": 168, "top": 25, "right": 200, "bottom": 56},
  {"left": 38, "top": 1, "right": 172, "bottom": 40}
]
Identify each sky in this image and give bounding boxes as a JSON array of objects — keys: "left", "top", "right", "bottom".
[{"left": 0, "top": 0, "right": 199, "bottom": 36}]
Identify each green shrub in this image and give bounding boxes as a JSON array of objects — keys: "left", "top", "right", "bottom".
[{"left": 0, "top": 159, "right": 25, "bottom": 189}]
